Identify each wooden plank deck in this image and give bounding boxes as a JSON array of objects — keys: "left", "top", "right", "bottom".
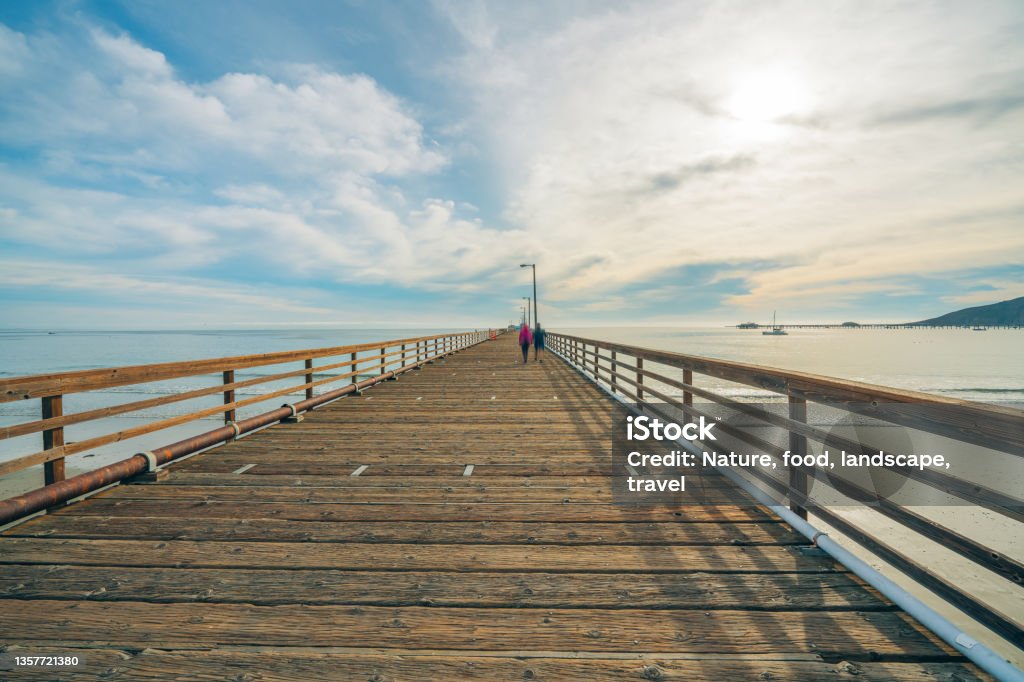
[{"left": 0, "top": 334, "right": 988, "bottom": 680}]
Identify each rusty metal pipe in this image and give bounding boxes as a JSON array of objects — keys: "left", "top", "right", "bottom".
[{"left": 0, "top": 342, "right": 457, "bottom": 525}]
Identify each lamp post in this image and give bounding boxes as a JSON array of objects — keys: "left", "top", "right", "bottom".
[
  {"left": 520, "top": 263, "right": 537, "bottom": 329},
  {"left": 522, "top": 297, "right": 531, "bottom": 331}
]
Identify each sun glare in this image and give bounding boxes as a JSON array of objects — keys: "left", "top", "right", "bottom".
[{"left": 725, "top": 70, "right": 811, "bottom": 123}]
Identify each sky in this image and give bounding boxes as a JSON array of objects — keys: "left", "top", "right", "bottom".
[{"left": 1, "top": 0, "right": 1022, "bottom": 329}]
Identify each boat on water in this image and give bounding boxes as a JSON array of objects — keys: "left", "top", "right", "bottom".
[
  {"left": 762, "top": 311, "right": 788, "bottom": 336},
  {"left": 972, "top": 326, "right": 988, "bottom": 331}
]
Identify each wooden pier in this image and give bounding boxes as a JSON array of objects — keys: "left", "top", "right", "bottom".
[{"left": 0, "top": 333, "right": 1003, "bottom": 680}]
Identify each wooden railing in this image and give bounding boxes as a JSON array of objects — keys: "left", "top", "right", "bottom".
[
  {"left": 0, "top": 331, "right": 490, "bottom": 518},
  {"left": 548, "top": 332, "right": 1024, "bottom": 645}
]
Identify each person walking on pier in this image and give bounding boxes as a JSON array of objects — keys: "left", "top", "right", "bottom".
[
  {"left": 518, "top": 323, "right": 532, "bottom": 364},
  {"left": 533, "top": 323, "right": 545, "bottom": 362}
]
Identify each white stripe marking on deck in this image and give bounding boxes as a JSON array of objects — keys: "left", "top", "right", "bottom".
[
  {"left": 463, "top": 465, "right": 474, "bottom": 477},
  {"left": 625, "top": 464, "right": 639, "bottom": 476},
  {"left": 232, "top": 464, "right": 257, "bottom": 474},
  {"left": 350, "top": 465, "right": 369, "bottom": 477}
]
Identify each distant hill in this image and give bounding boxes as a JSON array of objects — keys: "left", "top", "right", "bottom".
[{"left": 912, "top": 296, "right": 1024, "bottom": 327}]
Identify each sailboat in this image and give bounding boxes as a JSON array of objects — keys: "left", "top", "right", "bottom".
[{"left": 762, "top": 311, "right": 788, "bottom": 336}]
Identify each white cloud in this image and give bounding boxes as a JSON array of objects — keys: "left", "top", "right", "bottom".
[
  {"left": 91, "top": 28, "right": 172, "bottom": 77},
  {"left": 0, "top": 25, "right": 445, "bottom": 178},
  {"left": 432, "top": 0, "right": 498, "bottom": 50},
  {"left": 213, "top": 183, "right": 286, "bottom": 205},
  {"left": 0, "top": 23, "right": 29, "bottom": 75},
  {"left": 0, "top": 259, "right": 335, "bottom": 315},
  {"left": 0, "top": 21, "right": 529, "bottom": 310},
  {"left": 439, "top": 0, "right": 1024, "bottom": 307}
]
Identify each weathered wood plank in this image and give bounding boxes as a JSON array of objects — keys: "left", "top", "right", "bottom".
[
  {"left": 175, "top": 462, "right": 618, "bottom": 476},
  {"left": 0, "top": 600, "right": 955, "bottom": 657},
  {"left": 101, "top": 484, "right": 750, "bottom": 504},
  {"left": 0, "top": 539, "right": 833, "bottom": 572},
  {"left": 143, "top": 473, "right": 729, "bottom": 488},
  {"left": 6, "top": 517, "right": 799, "bottom": 545},
  {"left": 52, "top": 498, "right": 776, "bottom": 522},
  {"left": 0, "top": 565, "right": 881, "bottom": 609},
  {"left": 1, "top": 649, "right": 989, "bottom": 682}
]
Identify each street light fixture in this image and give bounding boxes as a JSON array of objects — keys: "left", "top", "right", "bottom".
[
  {"left": 522, "top": 297, "right": 531, "bottom": 330},
  {"left": 520, "top": 263, "right": 537, "bottom": 329}
]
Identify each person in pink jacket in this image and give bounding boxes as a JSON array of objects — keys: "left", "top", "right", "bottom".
[{"left": 518, "top": 323, "right": 532, "bottom": 364}]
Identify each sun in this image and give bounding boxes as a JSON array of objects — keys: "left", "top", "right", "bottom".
[{"left": 724, "top": 70, "right": 811, "bottom": 123}]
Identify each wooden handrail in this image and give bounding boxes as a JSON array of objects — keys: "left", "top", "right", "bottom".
[
  {"left": 552, "top": 333, "right": 1024, "bottom": 456},
  {"left": 0, "top": 332, "right": 474, "bottom": 403}
]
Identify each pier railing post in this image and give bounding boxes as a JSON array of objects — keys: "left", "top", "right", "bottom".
[
  {"left": 611, "top": 351, "right": 617, "bottom": 394},
  {"left": 42, "top": 395, "right": 65, "bottom": 485},
  {"left": 350, "top": 352, "right": 358, "bottom": 386},
  {"left": 304, "top": 359, "right": 314, "bottom": 400},
  {"left": 636, "top": 357, "right": 644, "bottom": 403},
  {"left": 683, "top": 368, "right": 693, "bottom": 424},
  {"left": 222, "top": 370, "right": 236, "bottom": 423},
  {"left": 380, "top": 347, "right": 386, "bottom": 376},
  {"left": 788, "top": 395, "right": 809, "bottom": 519},
  {"left": 401, "top": 343, "right": 406, "bottom": 369}
]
